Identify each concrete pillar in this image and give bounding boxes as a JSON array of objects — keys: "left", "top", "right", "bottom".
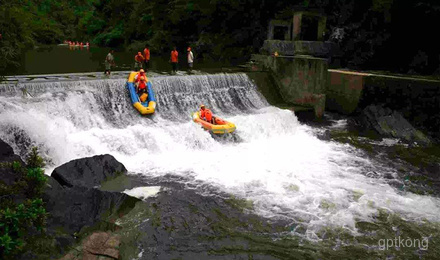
[
  {"left": 287, "top": 23, "right": 292, "bottom": 41},
  {"left": 317, "top": 16, "right": 327, "bottom": 41},
  {"left": 313, "top": 94, "right": 326, "bottom": 118},
  {"left": 292, "top": 12, "right": 303, "bottom": 41},
  {"left": 267, "top": 22, "right": 274, "bottom": 40}
]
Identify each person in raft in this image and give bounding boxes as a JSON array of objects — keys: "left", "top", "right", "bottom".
[
  {"left": 134, "top": 69, "right": 146, "bottom": 83},
  {"left": 136, "top": 76, "right": 149, "bottom": 102},
  {"left": 199, "top": 104, "right": 216, "bottom": 124},
  {"left": 134, "top": 52, "right": 145, "bottom": 70}
]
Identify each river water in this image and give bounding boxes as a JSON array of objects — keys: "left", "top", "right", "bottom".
[{"left": 1, "top": 72, "right": 439, "bottom": 258}]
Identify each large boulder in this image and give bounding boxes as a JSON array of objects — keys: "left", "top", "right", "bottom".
[
  {"left": 43, "top": 175, "right": 139, "bottom": 235},
  {"left": 358, "top": 105, "right": 431, "bottom": 145},
  {"left": 51, "top": 154, "right": 127, "bottom": 188}
]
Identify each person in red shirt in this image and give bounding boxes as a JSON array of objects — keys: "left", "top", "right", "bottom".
[
  {"left": 170, "top": 47, "right": 178, "bottom": 74},
  {"left": 134, "top": 52, "right": 144, "bottom": 70},
  {"left": 143, "top": 45, "right": 150, "bottom": 70}
]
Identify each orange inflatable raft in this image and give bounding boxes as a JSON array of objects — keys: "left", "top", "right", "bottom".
[{"left": 192, "top": 112, "right": 236, "bottom": 134}]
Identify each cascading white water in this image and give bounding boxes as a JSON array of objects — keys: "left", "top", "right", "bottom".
[{"left": 1, "top": 73, "right": 439, "bottom": 240}]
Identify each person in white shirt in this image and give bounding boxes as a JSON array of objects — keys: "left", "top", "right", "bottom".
[
  {"left": 187, "top": 47, "right": 194, "bottom": 72},
  {"left": 105, "top": 50, "right": 115, "bottom": 75}
]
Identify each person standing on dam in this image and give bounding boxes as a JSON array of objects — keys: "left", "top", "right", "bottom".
[
  {"left": 104, "top": 50, "right": 115, "bottom": 75},
  {"left": 134, "top": 52, "right": 145, "bottom": 70},
  {"left": 143, "top": 45, "right": 150, "bottom": 71},
  {"left": 170, "top": 47, "right": 178, "bottom": 74},
  {"left": 187, "top": 47, "right": 194, "bottom": 73}
]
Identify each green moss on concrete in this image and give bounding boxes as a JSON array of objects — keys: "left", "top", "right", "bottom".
[{"left": 246, "top": 72, "right": 286, "bottom": 106}]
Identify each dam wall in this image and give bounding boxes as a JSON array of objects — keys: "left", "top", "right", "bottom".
[{"left": 250, "top": 54, "right": 328, "bottom": 117}]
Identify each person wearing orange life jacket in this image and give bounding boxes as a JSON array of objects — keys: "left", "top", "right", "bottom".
[
  {"left": 199, "top": 104, "right": 216, "bottom": 124},
  {"left": 170, "top": 47, "right": 178, "bottom": 74},
  {"left": 134, "top": 69, "right": 147, "bottom": 84},
  {"left": 143, "top": 45, "right": 150, "bottom": 70},
  {"left": 137, "top": 76, "right": 148, "bottom": 95},
  {"left": 134, "top": 52, "right": 144, "bottom": 70}
]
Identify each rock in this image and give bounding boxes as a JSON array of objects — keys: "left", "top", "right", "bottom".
[
  {"left": 0, "top": 139, "right": 25, "bottom": 185},
  {"left": 43, "top": 176, "right": 139, "bottom": 235},
  {"left": 358, "top": 105, "right": 431, "bottom": 145},
  {"left": 59, "top": 232, "right": 120, "bottom": 260},
  {"left": 51, "top": 154, "right": 127, "bottom": 188},
  {"left": 83, "top": 232, "right": 120, "bottom": 259},
  {"left": 0, "top": 139, "right": 23, "bottom": 163}
]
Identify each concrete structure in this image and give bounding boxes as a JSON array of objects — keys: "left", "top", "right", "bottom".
[
  {"left": 267, "top": 20, "right": 292, "bottom": 41},
  {"left": 262, "top": 10, "right": 340, "bottom": 58},
  {"left": 252, "top": 8, "right": 440, "bottom": 131},
  {"left": 326, "top": 70, "right": 371, "bottom": 114},
  {"left": 253, "top": 9, "right": 339, "bottom": 118},
  {"left": 292, "top": 11, "right": 327, "bottom": 41},
  {"left": 251, "top": 54, "right": 327, "bottom": 118},
  {"left": 326, "top": 70, "right": 440, "bottom": 138}
]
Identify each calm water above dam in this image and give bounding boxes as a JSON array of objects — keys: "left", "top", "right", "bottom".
[{"left": 7, "top": 44, "right": 234, "bottom": 76}]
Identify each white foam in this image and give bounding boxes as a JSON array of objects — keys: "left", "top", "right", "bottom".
[{"left": 123, "top": 186, "right": 161, "bottom": 200}]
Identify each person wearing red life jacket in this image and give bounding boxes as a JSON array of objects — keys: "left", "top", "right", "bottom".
[
  {"left": 135, "top": 69, "right": 146, "bottom": 83},
  {"left": 137, "top": 76, "right": 149, "bottom": 102},
  {"left": 199, "top": 104, "right": 216, "bottom": 124},
  {"left": 137, "top": 76, "right": 147, "bottom": 94}
]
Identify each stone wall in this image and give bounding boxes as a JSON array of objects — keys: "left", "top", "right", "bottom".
[
  {"left": 261, "top": 40, "right": 340, "bottom": 58},
  {"left": 326, "top": 70, "right": 440, "bottom": 138},
  {"left": 359, "top": 75, "right": 440, "bottom": 138},
  {"left": 262, "top": 40, "right": 295, "bottom": 56},
  {"left": 294, "top": 41, "right": 341, "bottom": 57}
]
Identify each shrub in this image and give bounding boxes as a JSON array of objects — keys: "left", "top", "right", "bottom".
[{"left": 0, "top": 147, "right": 47, "bottom": 258}]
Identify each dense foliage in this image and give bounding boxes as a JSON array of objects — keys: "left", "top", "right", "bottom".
[
  {"left": 0, "top": 0, "right": 439, "bottom": 76},
  {"left": 0, "top": 147, "right": 47, "bottom": 259}
]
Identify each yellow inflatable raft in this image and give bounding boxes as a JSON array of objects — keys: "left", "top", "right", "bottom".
[
  {"left": 126, "top": 71, "right": 156, "bottom": 115},
  {"left": 192, "top": 112, "right": 236, "bottom": 134}
]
